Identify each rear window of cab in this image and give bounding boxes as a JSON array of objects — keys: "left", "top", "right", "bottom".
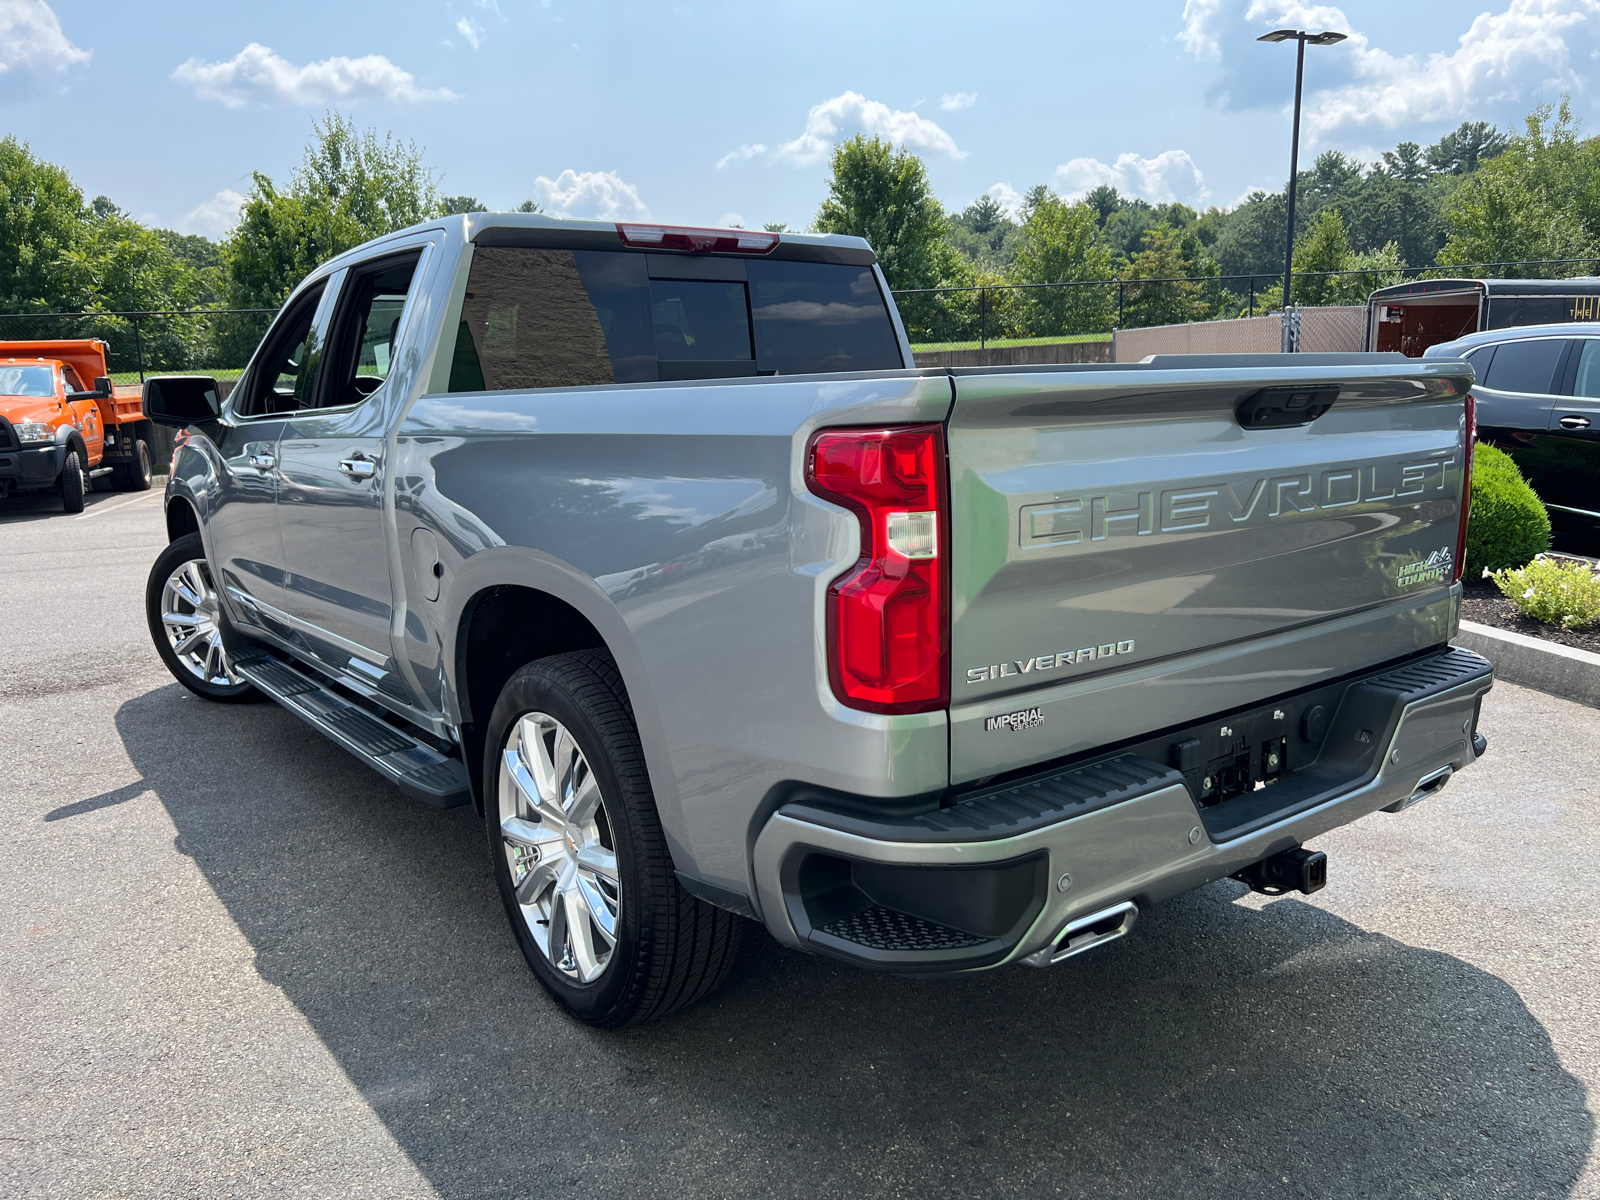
[{"left": 446, "top": 248, "right": 903, "bottom": 391}]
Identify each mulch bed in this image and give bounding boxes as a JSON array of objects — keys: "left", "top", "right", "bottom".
[{"left": 1461, "top": 573, "right": 1600, "bottom": 655}]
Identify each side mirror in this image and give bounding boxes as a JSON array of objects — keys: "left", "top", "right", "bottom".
[
  {"left": 144, "top": 375, "right": 222, "bottom": 427},
  {"left": 65, "top": 376, "right": 114, "bottom": 402}
]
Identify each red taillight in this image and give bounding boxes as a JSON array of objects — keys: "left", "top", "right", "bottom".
[
  {"left": 1454, "top": 392, "right": 1477, "bottom": 583},
  {"left": 615, "top": 223, "right": 780, "bottom": 254},
  {"left": 806, "top": 425, "right": 949, "bottom": 715}
]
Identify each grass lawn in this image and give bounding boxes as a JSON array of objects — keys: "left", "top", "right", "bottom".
[
  {"left": 910, "top": 332, "right": 1113, "bottom": 353},
  {"left": 110, "top": 368, "right": 246, "bottom": 386}
]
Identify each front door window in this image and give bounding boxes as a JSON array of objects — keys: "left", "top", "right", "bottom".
[{"left": 239, "top": 284, "right": 328, "bottom": 416}]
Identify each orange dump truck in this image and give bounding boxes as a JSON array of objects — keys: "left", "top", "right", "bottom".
[{"left": 0, "top": 339, "right": 155, "bottom": 512}]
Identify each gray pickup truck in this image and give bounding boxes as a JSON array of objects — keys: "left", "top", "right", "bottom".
[{"left": 142, "top": 214, "right": 1492, "bottom": 1027}]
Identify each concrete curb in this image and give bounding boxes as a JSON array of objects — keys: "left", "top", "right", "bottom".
[{"left": 1454, "top": 619, "right": 1600, "bottom": 709}]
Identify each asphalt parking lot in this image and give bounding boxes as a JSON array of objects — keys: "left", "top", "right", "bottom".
[{"left": 2, "top": 486, "right": 1597, "bottom": 1200}]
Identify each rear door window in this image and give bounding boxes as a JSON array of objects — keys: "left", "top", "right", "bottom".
[
  {"left": 1462, "top": 344, "right": 1496, "bottom": 379},
  {"left": 650, "top": 278, "right": 755, "bottom": 379},
  {"left": 320, "top": 251, "right": 422, "bottom": 408},
  {"left": 1482, "top": 338, "right": 1568, "bottom": 395},
  {"left": 448, "top": 248, "right": 902, "bottom": 391},
  {"left": 747, "top": 259, "right": 902, "bottom": 375}
]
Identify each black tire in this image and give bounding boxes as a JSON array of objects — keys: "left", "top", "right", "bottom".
[
  {"left": 145, "top": 533, "right": 261, "bottom": 703},
  {"left": 484, "top": 650, "right": 741, "bottom": 1027},
  {"left": 60, "top": 450, "right": 84, "bottom": 513},
  {"left": 113, "top": 439, "right": 153, "bottom": 491}
]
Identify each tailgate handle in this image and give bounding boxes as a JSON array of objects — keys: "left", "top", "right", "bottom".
[{"left": 1236, "top": 385, "right": 1339, "bottom": 429}]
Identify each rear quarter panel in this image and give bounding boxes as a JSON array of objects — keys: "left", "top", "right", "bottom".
[{"left": 395, "top": 371, "right": 954, "bottom": 894}]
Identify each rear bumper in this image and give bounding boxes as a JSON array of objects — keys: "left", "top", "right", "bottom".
[{"left": 751, "top": 646, "right": 1493, "bottom": 974}]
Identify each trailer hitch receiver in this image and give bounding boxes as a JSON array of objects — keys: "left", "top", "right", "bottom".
[{"left": 1233, "top": 846, "right": 1327, "bottom": 896}]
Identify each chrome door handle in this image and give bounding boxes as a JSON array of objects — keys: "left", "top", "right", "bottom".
[
  {"left": 247, "top": 452, "right": 276, "bottom": 471},
  {"left": 1559, "top": 414, "right": 1591, "bottom": 430},
  {"left": 338, "top": 456, "right": 378, "bottom": 479}
]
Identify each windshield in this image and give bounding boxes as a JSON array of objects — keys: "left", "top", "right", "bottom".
[{"left": 0, "top": 365, "right": 56, "bottom": 398}]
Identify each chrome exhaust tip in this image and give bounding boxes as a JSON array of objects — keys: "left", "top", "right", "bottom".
[
  {"left": 1383, "top": 764, "right": 1453, "bottom": 813},
  {"left": 1023, "top": 900, "right": 1139, "bottom": 968}
]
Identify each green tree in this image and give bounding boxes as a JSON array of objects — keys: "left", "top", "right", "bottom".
[
  {"left": 515, "top": 199, "right": 541, "bottom": 213},
  {"left": 221, "top": 112, "right": 443, "bottom": 311},
  {"left": 1257, "top": 207, "right": 1406, "bottom": 309},
  {"left": 814, "top": 135, "right": 947, "bottom": 292},
  {"left": 1083, "top": 184, "right": 1122, "bottom": 227},
  {"left": 1344, "top": 167, "right": 1446, "bottom": 270},
  {"left": 1119, "top": 223, "right": 1209, "bottom": 327},
  {"left": 0, "top": 135, "right": 90, "bottom": 312},
  {"left": 947, "top": 192, "right": 1021, "bottom": 270},
  {"left": 442, "top": 194, "right": 485, "bottom": 214},
  {"left": 1284, "top": 207, "right": 1352, "bottom": 306},
  {"left": 1326, "top": 242, "right": 1405, "bottom": 304},
  {"left": 962, "top": 193, "right": 1005, "bottom": 235},
  {"left": 1437, "top": 168, "right": 1593, "bottom": 274},
  {"left": 68, "top": 209, "right": 211, "bottom": 368},
  {"left": 1007, "top": 191, "right": 1114, "bottom": 335},
  {"left": 1436, "top": 101, "right": 1598, "bottom": 275},
  {"left": 1381, "top": 141, "right": 1433, "bottom": 185},
  {"left": 815, "top": 135, "right": 955, "bottom": 340},
  {"left": 1426, "top": 121, "right": 1509, "bottom": 175}
]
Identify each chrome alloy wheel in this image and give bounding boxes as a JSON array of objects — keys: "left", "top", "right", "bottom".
[
  {"left": 159, "top": 557, "right": 242, "bottom": 687},
  {"left": 498, "top": 712, "right": 621, "bottom": 983}
]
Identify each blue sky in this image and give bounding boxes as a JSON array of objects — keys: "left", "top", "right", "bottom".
[{"left": 4, "top": 0, "right": 1599, "bottom": 238}]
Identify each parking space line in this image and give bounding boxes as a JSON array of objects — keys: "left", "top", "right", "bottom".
[{"left": 76, "top": 491, "right": 165, "bottom": 520}]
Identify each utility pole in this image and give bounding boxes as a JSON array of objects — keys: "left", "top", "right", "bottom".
[{"left": 1259, "top": 27, "right": 1347, "bottom": 350}]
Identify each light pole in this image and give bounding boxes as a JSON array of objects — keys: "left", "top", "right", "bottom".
[{"left": 1259, "top": 28, "right": 1347, "bottom": 350}]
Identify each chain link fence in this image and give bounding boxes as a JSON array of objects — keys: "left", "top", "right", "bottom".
[
  {"left": 0, "top": 308, "right": 274, "bottom": 385},
  {"left": 1, "top": 255, "right": 1595, "bottom": 380},
  {"left": 1111, "top": 305, "right": 1372, "bottom": 361},
  {"left": 892, "top": 256, "right": 1600, "bottom": 354}
]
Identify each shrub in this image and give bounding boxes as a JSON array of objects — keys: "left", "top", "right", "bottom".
[
  {"left": 1492, "top": 555, "right": 1600, "bottom": 627},
  {"left": 1465, "top": 443, "right": 1550, "bottom": 579}
]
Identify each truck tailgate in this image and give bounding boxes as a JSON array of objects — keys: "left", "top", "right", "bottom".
[{"left": 946, "top": 355, "right": 1472, "bottom": 782}]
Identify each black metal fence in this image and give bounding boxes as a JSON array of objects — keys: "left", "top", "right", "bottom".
[
  {"left": 0, "top": 308, "right": 275, "bottom": 383},
  {"left": 891, "top": 257, "right": 1600, "bottom": 351},
  {"left": 6, "top": 254, "right": 1600, "bottom": 370}
]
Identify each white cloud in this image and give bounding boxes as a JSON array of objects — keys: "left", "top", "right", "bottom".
[
  {"left": 721, "top": 91, "right": 965, "bottom": 169},
  {"left": 719, "top": 212, "right": 746, "bottom": 228},
  {"left": 939, "top": 91, "right": 977, "bottom": 111},
  {"left": 1179, "top": 0, "right": 1600, "bottom": 136},
  {"left": 714, "top": 143, "right": 765, "bottom": 169},
  {"left": 172, "top": 42, "right": 455, "bottom": 107},
  {"left": 456, "top": 17, "right": 483, "bottom": 50},
  {"left": 530, "top": 170, "right": 649, "bottom": 220},
  {"left": 0, "top": 0, "right": 90, "bottom": 74},
  {"left": 1057, "top": 150, "right": 1209, "bottom": 205},
  {"left": 1309, "top": 0, "right": 1600, "bottom": 134},
  {"left": 985, "top": 182, "right": 1026, "bottom": 218},
  {"left": 182, "top": 188, "right": 247, "bottom": 237}
]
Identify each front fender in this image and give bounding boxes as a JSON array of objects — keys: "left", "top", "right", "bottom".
[{"left": 162, "top": 434, "right": 225, "bottom": 589}]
